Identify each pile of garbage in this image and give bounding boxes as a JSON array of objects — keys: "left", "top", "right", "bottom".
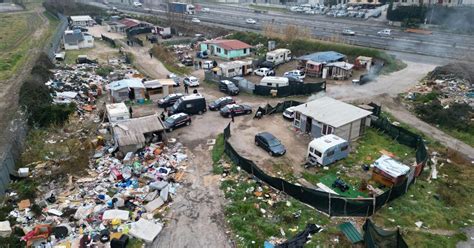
[
  {"left": 1, "top": 140, "right": 188, "bottom": 247},
  {"left": 407, "top": 63, "right": 474, "bottom": 106}
]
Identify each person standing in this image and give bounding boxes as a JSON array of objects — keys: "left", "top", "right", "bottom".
[
  {"left": 149, "top": 51, "right": 153, "bottom": 59},
  {"left": 198, "top": 61, "right": 202, "bottom": 69},
  {"left": 160, "top": 111, "right": 166, "bottom": 121},
  {"left": 230, "top": 109, "right": 235, "bottom": 122},
  {"left": 184, "top": 84, "right": 189, "bottom": 94}
]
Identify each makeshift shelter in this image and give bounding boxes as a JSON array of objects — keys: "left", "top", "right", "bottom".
[
  {"left": 213, "top": 60, "right": 252, "bottom": 77},
  {"left": 297, "top": 51, "right": 346, "bottom": 64},
  {"left": 354, "top": 56, "right": 373, "bottom": 70},
  {"left": 112, "top": 115, "right": 165, "bottom": 153},
  {"left": 69, "top": 15, "right": 94, "bottom": 27},
  {"left": 292, "top": 97, "right": 372, "bottom": 141},
  {"left": 304, "top": 61, "right": 323, "bottom": 77},
  {"left": 107, "top": 79, "right": 145, "bottom": 103},
  {"left": 372, "top": 155, "right": 411, "bottom": 186},
  {"left": 143, "top": 79, "right": 176, "bottom": 97},
  {"left": 325, "top": 62, "right": 354, "bottom": 80}
]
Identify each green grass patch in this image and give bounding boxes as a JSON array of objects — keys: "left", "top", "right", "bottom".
[
  {"left": 318, "top": 174, "right": 368, "bottom": 198},
  {"left": 211, "top": 134, "right": 225, "bottom": 174},
  {"left": 440, "top": 127, "right": 474, "bottom": 147},
  {"left": 127, "top": 238, "right": 144, "bottom": 248},
  {"left": 65, "top": 48, "right": 94, "bottom": 65}
]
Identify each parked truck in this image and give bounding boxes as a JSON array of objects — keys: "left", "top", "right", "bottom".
[{"left": 168, "top": 2, "right": 195, "bottom": 15}]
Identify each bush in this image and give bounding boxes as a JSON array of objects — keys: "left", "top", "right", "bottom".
[
  {"left": 414, "top": 100, "right": 473, "bottom": 132},
  {"left": 95, "top": 66, "right": 114, "bottom": 77},
  {"left": 387, "top": 3, "right": 427, "bottom": 23},
  {"left": 43, "top": 0, "right": 106, "bottom": 16}
]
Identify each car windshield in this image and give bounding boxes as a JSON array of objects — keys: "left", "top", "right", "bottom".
[
  {"left": 163, "top": 95, "right": 174, "bottom": 101},
  {"left": 172, "top": 98, "right": 182, "bottom": 109},
  {"left": 267, "top": 137, "right": 281, "bottom": 147},
  {"left": 214, "top": 98, "right": 224, "bottom": 105},
  {"left": 164, "top": 116, "right": 177, "bottom": 125}
]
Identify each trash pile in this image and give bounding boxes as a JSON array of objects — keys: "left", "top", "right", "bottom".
[
  {"left": 2, "top": 140, "right": 188, "bottom": 247},
  {"left": 45, "top": 63, "right": 143, "bottom": 113},
  {"left": 406, "top": 63, "right": 474, "bottom": 106}
]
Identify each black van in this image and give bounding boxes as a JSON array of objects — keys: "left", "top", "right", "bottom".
[
  {"left": 219, "top": 80, "right": 240, "bottom": 96},
  {"left": 168, "top": 93, "right": 207, "bottom": 115}
]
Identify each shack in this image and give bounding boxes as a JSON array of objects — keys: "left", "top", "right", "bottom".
[
  {"left": 107, "top": 79, "right": 146, "bottom": 103},
  {"left": 297, "top": 51, "right": 346, "bottom": 78},
  {"left": 212, "top": 60, "right": 252, "bottom": 77},
  {"left": 292, "top": 97, "right": 372, "bottom": 141},
  {"left": 112, "top": 115, "right": 166, "bottom": 153},
  {"left": 143, "top": 79, "right": 177, "bottom": 97},
  {"left": 69, "top": 15, "right": 94, "bottom": 27},
  {"left": 325, "top": 62, "right": 354, "bottom": 80},
  {"left": 372, "top": 155, "right": 411, "bottom": 186},
  {"left": 354, "top": 56, "right": 373, "bottom": 70},
  {"left": 106, "top": 103, "right": 130, "bottom": 122}
]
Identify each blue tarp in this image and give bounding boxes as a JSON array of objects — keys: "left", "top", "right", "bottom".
[
  {"left": 296, "top": 51, "right": 346, "bottom": 63},
  {"left": 107, "top": 79, "right": 145, "bottom": 91}
]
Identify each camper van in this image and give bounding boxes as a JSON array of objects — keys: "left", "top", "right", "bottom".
[
  {"left": 307, "top": 134, "right": 349, "bottom": 166},
  {"left": 266, "top": 49, "right": 291, "bottom": 66},
  {"left": 259, "top": 76, "right": 289, "bottom": 88},
  {"left": 168, "top": 93, "right": 207, "bottom": 115}
]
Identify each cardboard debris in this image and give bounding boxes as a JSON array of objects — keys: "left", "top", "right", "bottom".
[
  {"left": 145, "top": 197, "right": 165, "bottom": 213},
  {"left": 103, "top": 209, "right": 129, "bottom": 220},
  {"left": 18, "top": 199, "right": 31, "bottom": 210}
]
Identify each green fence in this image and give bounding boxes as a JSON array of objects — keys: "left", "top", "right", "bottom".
[{"left": 253, "top": 82, "right": 326, "bottom": 97}]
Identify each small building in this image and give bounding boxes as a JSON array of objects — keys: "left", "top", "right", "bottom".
[
  {"left": 107, "top": 79, "right": 146, "bottom": 103},
  {"left": 292, "top": 97, "right": 372, "bottom": 141},
  {"left": 297, "top": 51, "right": 346, "bottom": 65},
  {"left": 111, "top": 115, "right": 165, "bottom": 153},
  {"left": 143, "top": 79, "right": 177, "bottom": 97},
  {"left": 354, "top": 56, "right": 373, "bottom": 70},
  {"left": 325, "top": 62, "right": 354, "bottom": 80},
  {"left": 372, "top": 155, "right": 411, "bottom": 187},
  {"left": 63, "top": 30, "right": 94, "bottom": 50},
  {"left": 106, "top": 103, "right": 130, "bottom": 122},
  {"left": 200, "top": 39, "right": 252, "bottom": 60},
  {"left": 69, "top": 15, "right": 95, "bottom": 27},
  {"left": 212, "top": 60, "right": 252, "bottom": 77},
  {"left": 108, "top": 18, "right": 151, "bottom": 33}
]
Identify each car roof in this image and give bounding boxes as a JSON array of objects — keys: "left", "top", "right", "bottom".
[
  {"left": 218, "top": 96, "right": 232, "bottom": 101},
  {"left": 188, "top": 76, "right": 198, "bottom": 80},
  {"left": 257, "top": 132, "right": 276, "bottom": 140},
  {"left": 169, "top": 112, "right": 188, "bottom": 118},
  {"left": 221, "top": 80, "right": 234, "bottom": 85}
]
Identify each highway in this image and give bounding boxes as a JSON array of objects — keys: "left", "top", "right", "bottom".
[{"left": 91, "top": 2, "right": 474, "bottom": 61}]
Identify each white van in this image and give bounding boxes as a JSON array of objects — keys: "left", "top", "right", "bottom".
[
  {"left": 202, "top": 60, "right": 213, "bottom": 70},
  {"left": 259, "top": 76, "right": 289, "bottom": 88},
  {"left": 133, "top": 2, "right": 142, "bottom": 7},
  {"left": 266, "top": 49, "right": 291, "bottom": 66},
  {"left": 307, "top": 134, "right": 349, "bottom": 166}
]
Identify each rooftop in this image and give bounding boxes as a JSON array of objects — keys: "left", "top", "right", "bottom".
[
  {"left": 106, "top": 103, "right": 129, "bottom": 116},
  {"left": 203, "top": 39, "right": 252, "bottom": 50},
  {"left": 296, "top": 51, "right": 346, "bottom": 63},
  {"left": 293, "top": 97, "right": 372, "bottom": 128},
  {"left": 112, "top": 115, "right": 165, "bottom": 147},
  {"left": 107, "top": 79, "right": 145, "bottom": 91},
  {"left": 309, "top": 134, "right": 347, "bottom": 152},
  {"left": 70, "top": 15, "right": 93, "bottom": 22}
]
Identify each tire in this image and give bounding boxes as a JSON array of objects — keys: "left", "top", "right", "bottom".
[
  {"left": 255, "top": 141, "right": 259, "bottom": 146},
  {"left": 268, "top": 151, "right": 273, "bottom": 156},
  {"left": 186, "top": 121, "right": 190, "bottom": 126},
  {"left": 168, "top": 127, "right": 173, "bottom": 132},
  {"left": 198, "top": 110, "right": 203, "bottom": 115}
]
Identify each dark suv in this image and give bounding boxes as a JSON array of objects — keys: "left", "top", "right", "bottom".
[
  {"left": 157, "top": 93, "right": 184, "bottom": 108},
  {"left": 163, "top": 113, "right": 191, "bottom": 131},
  {"left": 219, "top": 80, "right": 240, "bottom": 96},
  {"left": 208, "top": 96, "right": 235, "bottom": 111},
  {"left": 219, "top": 104, "right": 252, "bottom": 118},
  {"left": 255, "top": 132, "right": 286, "bottom": 156}
]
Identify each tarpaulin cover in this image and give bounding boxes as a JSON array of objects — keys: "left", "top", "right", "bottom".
[
  {"left": 275, "top": 224, "right": 321, "bottom": 248},
  {"left": 363, "top": 219, "right": 408, "bottom": 248}
]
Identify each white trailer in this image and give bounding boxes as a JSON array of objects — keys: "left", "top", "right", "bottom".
[
  {"left": 106, "top": 103, "right": 130, "bottom": 122},
  {"left": 266, "top": 48, "right": 292, "bottom": 66}
]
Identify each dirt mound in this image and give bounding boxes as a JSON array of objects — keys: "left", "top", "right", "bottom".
[{"left": 428, "top": 63, "right": 474, "bottom": 84}]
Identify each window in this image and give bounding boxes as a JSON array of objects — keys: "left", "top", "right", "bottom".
[
  {"left": 294, "top": 112, "right": 301, "bottom": 127},
  {"left": 322, "top": 124, "right": 334, "bottom": 135},
  {"left": 327, "top": 150, "right": 335, "bottom": 157},
  {"left": 228, "top": 68, "right": 235, "bottom": 73},
  {"left": 313, "top": 150, "right": 322, "bottom": 157},
  {"left": 217, "top": 47, "right": 222, "bottom": 53},
  {"left": 118, "top": 91, "right": 128, "bottom": 97},
  {"left": 340, "top": 145, "right": 348, "bottom": 151},
  {"left": 310, "top": 147, "right": 314, "bottom": 153},
  {"left": 224, "top": 49, "right": 228, "bottom": 55},
  {"left": 243, "top": 48, "right": 247, "bottom": 54},
  {"left": 186, "top": 103, "right": 193, "bottom": 108}
]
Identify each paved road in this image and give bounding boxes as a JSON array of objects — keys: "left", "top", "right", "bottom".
[{"left": 93, "top": 2, "right": 474, "bottom": 61}]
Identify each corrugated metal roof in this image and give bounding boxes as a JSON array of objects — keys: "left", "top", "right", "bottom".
[
  {"left": 64, "top": 31, "right": 84, "bottom": 44},
  {"left": 339, "top": 222, "right": 363, "bottom": 244},
  {"left": 293, "top": 97, "right": 372, "bottom": 128},
  {"left": 296, "top": 51, "right": 345, "bottom": 63},
  {"left": 112, "top": 115, "right": 165, "bottom": 148}
]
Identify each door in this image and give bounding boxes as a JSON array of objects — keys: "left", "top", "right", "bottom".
[{"left": 305, "top": 117, "right": 312, "bottom": 133}]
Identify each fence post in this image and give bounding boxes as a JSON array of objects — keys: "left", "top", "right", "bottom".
[
  {"left": 328, "top": 193, "right": 331, "bottom": 216},
  {"left": 372, "top": 197, "right": 376, "bottom": 216},
  {"left": 344, "top": 198, "right": 347, "bottom": 216}
]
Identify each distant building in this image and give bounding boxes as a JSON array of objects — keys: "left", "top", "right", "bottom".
[
  {"left": 69, "top": 15, "right": 95, "bottom": 27},
  {"left": 107, "top": 18, "right": 152, "bottom": 33},
  {"left": 63, "top": 30, "right": 94, "bottom": 50},
  {"left": 200, "top": 39, "right": 252, "bottom": 60},
  {"left": 393, "top": 0, "right": 474, "bottom": 6},
  {"left": 292, "top": 97, "right": 372, "bottom": 141}
]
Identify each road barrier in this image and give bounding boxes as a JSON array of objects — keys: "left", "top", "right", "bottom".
[{"left": 222, "top": 103, "right": 428, "bottom": 217}]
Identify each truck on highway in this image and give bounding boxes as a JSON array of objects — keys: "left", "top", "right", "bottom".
[{"left": 168, "top": 2, "right": 195, "bottom": 15}]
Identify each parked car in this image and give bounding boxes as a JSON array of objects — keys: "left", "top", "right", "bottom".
[
  {"left": 254, "top": 67, "right": 275, "bottom": 77},
  {"left": 377, "top": 29, "right": 391, "bottom": 36},
  {"left": 191, "top": 18, "right": 201, "bottom": 23},
  {"left": 167, "top": 73, "right": 180, "bottom": 87},
  {"left": 208, "top": 96, "right": 235, "bottom": 111},
  {"left": 163, "top": 113, "right": 191, "bottom": 131},
  {"left": 255, "top": 132, "right": 286, "bottom": 156},
  {"left": 284, "top": 75, "right": 304, "bottom": 84},
  {"left": 196, "top": 50, "right": 208, "bottom": 59},
  {"left": 219, "top": 80, "right": 239, "bottom": 95},
  {"left": 183, "top": 76, "right": 200, "bottom": 87},
  {"left": 158, "top": 93, "right": 184, "bottom": 108},
  {"left": 219, "top": 104, "right": 252, "bottom": 118},
  {"left": 201, "top": 7, "right": 210, "bottom": 13},
  {"left": 282, "top": 107, "right": 296, "bottom": 120},
  {"left": 181, "top": 56, "right": 194, "bottom": 66},
  {"left": 133, "top": 1, "right": 142, "bottom": 7},
  {"left": 246, "top": 18, "right": 257, "bottom": 24},
  {"left": 342, "top": 29, "right": 355, "bottom": 36},
  {"left": 284, "top": 69, "right": 305, "bottom": 80}
]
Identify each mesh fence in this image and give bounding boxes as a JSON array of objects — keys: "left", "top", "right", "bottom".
[
  {"left": 221, "top": 103, "right": 429, "bottom": 217},
  {"left": 253, "top": 82, "right": 326, "bottom": 97},
  {"left": 44, "top": 12, "right": 68, "bottom": 60},
  {"left": 363, "top": 219, "right": 408, "bottom": 248},
  {"left": 101, "top": 35, "right": 116, "bottom": 48}
]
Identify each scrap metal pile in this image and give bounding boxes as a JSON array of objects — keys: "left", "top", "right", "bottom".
[{"left": 2, "top": 137, "right": 188, "bottom": 246}]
